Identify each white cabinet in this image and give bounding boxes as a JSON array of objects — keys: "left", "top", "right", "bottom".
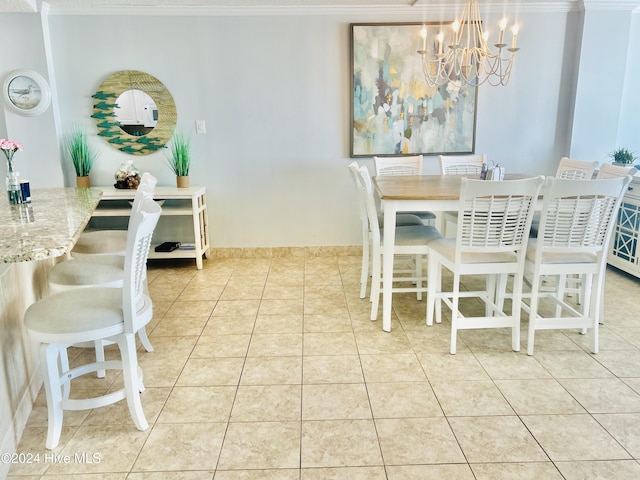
[
  {"left": 608, "top": 177, "right": 640, "bottom": 277},
  {"left": 91, "top": 186, "right": 210, "bottom": 269}
]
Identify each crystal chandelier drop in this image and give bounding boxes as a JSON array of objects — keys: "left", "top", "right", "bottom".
[{"left": 417, "top": 0, "right": 520, "bottom": 87}]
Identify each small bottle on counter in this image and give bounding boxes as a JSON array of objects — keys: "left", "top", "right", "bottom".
[{"left": 480, "top": 163, "right": 488, "bottom": 180}]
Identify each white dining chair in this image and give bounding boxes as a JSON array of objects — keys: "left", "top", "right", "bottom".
[
  {"left": 348, "top": 161, "right": 425, "bottom": 299},
  {"left": 521, "top": 175, "right": 632, "bottom": 355},
  {"left": 356, "top": 165, "right": 441, "bottom": 322},
  {"left": 554, "top": 163, "right": 638, "bottom": 312},
  {"left": 71, "top": 172, "right": 157, "bottom": 258},
  {"left": 24, "top": 196, "right": 162, "bottom": 449},
  {"left": 426, "top": 176, "right": 545, "bottom": 354},
  {"left": 596, "top": 163, "right": 637, "bottom": 179},
  {"left": 555, "top": 157, "right": 599, "bottom": 180},
  {"left": 374, "top": 155, "right": 436, "bottom": 226},
  {"left": 438, "top": 154, "right": 487, "bottom": 175},
  {"left": 438, "top": 154, "right": 487, "bottom": 236}
]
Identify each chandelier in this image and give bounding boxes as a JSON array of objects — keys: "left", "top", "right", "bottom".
[{"left": 417, "top": 0, "right": 520, "bottom": 87}]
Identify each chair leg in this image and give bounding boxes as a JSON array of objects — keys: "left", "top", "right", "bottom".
[
  {"left": 511, "top": 273, "right": 523, "bottom": 352},
  {"left": 94, "top": 341, "right": 106, "bottom": 378},
  {"left": 555, "top": 274, "right": 567, "bottom": 317},
  {"left": 435, "top": 263, "right": 442, "bottom": 324},
  {"left": 41, "top": 343, "right": 64, "bottom": 450},
  {"left": 486, "top": 274, "right": 496, "bottom": 316},
  {"left": 527, "top": 274, "right": 542, "bottom": 356},
  {"left": 450, "top": 273, "right": 461, "bottom": 355},
  {"left": 116, "top": 333, "right": 149, "bottom": 431},
  {"left": 590, "top": 273, "right": 602, "bottom": 354},
  {"left": 138, "top": 327, "right": 154, "bottom": 353},
  {"left": 426, "top": 257, "right": 438, "bottom": 326},
  {"left": 415, "top": 254, "right": 423, "bottom": 301},
  {"left": 59, "top": 347, "right": 71, "bottom": 400},
  {"left": 360, "top": 237, "right": 370, "bottom": 299},
  {"left": 496, "top": 274, "right": 508, "bottom": 312},
  {"left": 370, "top": 248, "right": 381, "bottom": 321}
]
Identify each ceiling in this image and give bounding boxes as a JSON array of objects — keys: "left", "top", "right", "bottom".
[{"left": 2, "top": 0, "right": 582, "bottom": 14}]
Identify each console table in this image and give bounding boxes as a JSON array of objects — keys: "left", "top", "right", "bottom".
[
  {"left": 608, "top": 176, "right": 640, "bottom": 278},
  {"left": 91, "top": 186, "right": 210, "bottom": 269}
]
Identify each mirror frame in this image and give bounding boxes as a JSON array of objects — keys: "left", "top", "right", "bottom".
[{"left": 92, "top": 70, "right": 176, "bottom": 155}]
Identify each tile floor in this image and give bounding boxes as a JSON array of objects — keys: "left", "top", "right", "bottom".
[{"left": 8, "top": 255, "right": 640, "bottom": 479}]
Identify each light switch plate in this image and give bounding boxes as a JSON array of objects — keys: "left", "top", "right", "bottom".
[{"left": 196, "top": 120, "right": 206, "bottom": 134}]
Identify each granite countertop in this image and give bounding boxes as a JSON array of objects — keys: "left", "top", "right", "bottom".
[{"left": 0, "top": 188, "right": 102, "bottom": 263}]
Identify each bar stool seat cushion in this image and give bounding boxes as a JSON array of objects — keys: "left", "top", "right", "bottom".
[
  {"left": 48, "top": 256, "right": 124, "bottom": 289},
  {"left": 26, "top": 288, "right": 125, "bottom": 342},
  {"left": 72, "top": 230, "right": 127, "bottom": 256}
]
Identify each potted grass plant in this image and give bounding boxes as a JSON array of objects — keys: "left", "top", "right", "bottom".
[
  {"left": 609, "top": 147, "right": 638, "bottom": 166},
  {"left": 168, "top": 131, "right": 191, "bottom": 188},
  {"left": 66, "top": 125, "right": 97, "bottom": 188}
]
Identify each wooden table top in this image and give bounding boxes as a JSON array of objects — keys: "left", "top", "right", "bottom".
[{"left": 373, "top": 174, "right": 531, "bottom": 200}]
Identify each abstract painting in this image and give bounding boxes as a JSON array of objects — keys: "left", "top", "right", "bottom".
[{"left": 351, "top": 23, "right": 477, "bottom": 157}]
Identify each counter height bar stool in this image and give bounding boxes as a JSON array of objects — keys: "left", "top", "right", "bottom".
[
  {"left": 49, "top": 174, "right": 158, "bottom": 370},
  {"left": 71, "top": 172, "right": 157, "bottom": 258},
  {"left": 357, "top": 165, "right": 442, "bottom": 324},
  {"left": 426, "top": 176, "right": 545, "bottom": 354},
  {"left": 522, "top": 175, "right": 632, "bottom": 355},
  {"left": 557, "top": 164, "right": 638, "bottom": 307},
  {"left": 25, "top": 197, "right": 162, "bottom": 449},
  {"left": 348, "top": 162, "right": 425, "bottom": 299}
]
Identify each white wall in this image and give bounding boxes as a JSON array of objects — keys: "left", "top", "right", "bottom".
[
  {"left": 2, "top": 4, "right": 639, "bottom": 248},
  {"left": 0, "top": 13, "right": 63, "bottom": 188}
]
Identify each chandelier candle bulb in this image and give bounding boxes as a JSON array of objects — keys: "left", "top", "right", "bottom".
[
  {"left": 511, "top": 25, "right": 519, "bottom": 48},
  {"left": 421, "top": 26, "right": 427, "bottom": 50},
  {"left": 498, "top": 18, "right": 507, "bottom": 45},
  {"left": 437, "top": 32, "right": 444, "bottom": 54}
]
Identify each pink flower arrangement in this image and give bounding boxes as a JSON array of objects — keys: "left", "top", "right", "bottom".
[{"left": 0, "top": 139, "right": 24, "bottom": 172}]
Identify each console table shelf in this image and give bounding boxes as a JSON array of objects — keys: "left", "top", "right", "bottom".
[{"left": 92, "top": 186, "right": 210, "bottom": 269}]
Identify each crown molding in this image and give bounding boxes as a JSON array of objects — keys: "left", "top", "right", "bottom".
[
  {"left": 579, "top": 0, "right": 640, "bottom": 10},
  {"left": 41, "top": 1, "right": 579, "bottom": 16}
]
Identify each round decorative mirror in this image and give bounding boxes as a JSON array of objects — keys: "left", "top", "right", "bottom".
[{"left": 92, "top": 70, "right": 176, "bottom": 155}]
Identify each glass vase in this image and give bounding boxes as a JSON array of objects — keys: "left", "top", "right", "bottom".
[
  {"left": 6, "top": 167, "right": 21, "bottom": 205},
  {"left": 114, "top": 160, "right": 141, "bottom": 189}
]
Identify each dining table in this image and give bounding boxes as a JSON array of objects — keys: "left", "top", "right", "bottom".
[{"left": 372, "top": 173, "right": 531, "bottom": 332}]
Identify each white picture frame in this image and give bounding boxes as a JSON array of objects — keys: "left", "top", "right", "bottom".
[{"left": 3, "top": 69, "right": 51, "bottom": 116}]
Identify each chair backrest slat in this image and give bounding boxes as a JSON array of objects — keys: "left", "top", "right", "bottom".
[
  {"left": 374, "top": 155, "right": 423, "bottom": 176},
  {"left": 124, "top": 197, "right": 162, "bottom": 333},
  {"left": 457, "top": 177, "right": 545, "bottom": 256},
  {"left": 439, "top": 154, "right": 487, "bottom": 176},
  {"left": 596, "top": 163, "right": 637, "bottom": 179},
  {"left": 555, "top": 157, "right": 598, "bottom": 180},
  {"left": 538, "top": 176, "right": 632, "bottom": 256}
]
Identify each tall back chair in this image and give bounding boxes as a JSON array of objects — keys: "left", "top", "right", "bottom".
[
  {"left": 373, "top": 155, "right": 436, "bottom": 225},
  {"left": 553, "top": 163, "right": 637, "bottom": 305},
  {"left": 523, "top": 175, "right": 632, "bottom": 355},
  {"left": 555, "top": 157, "right": 598, "bottom": 180},
  {"left": 25, "top": 197, "right": 162, "bottom": 449},
  {"left": 439, "top": 154, "right": 487, "bottom": 175},
  {"left": 426, "top": 176, "right": 545, "bottom": 354},
  {"left": 596, "top": 163, "right": 637, "bottom": 179},
  {"left": 348, "top": 162, "right": 424, "bottom": 299},
  {"left": 72, "top": 172, "right": 157, "bottom": 258},
  {"left": 438, "top": 154, "right": 487, "bottom": 236},
  {"left": 374, "top": 155, "right": 423, "bottom": 176},
  {"left": 357, "top": 165, "right": 441, "bottom": 326}
]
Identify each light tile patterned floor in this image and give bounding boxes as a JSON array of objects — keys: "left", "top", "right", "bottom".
[{"left": 9, "top": 255, "right": 640, "bottom": 479}]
